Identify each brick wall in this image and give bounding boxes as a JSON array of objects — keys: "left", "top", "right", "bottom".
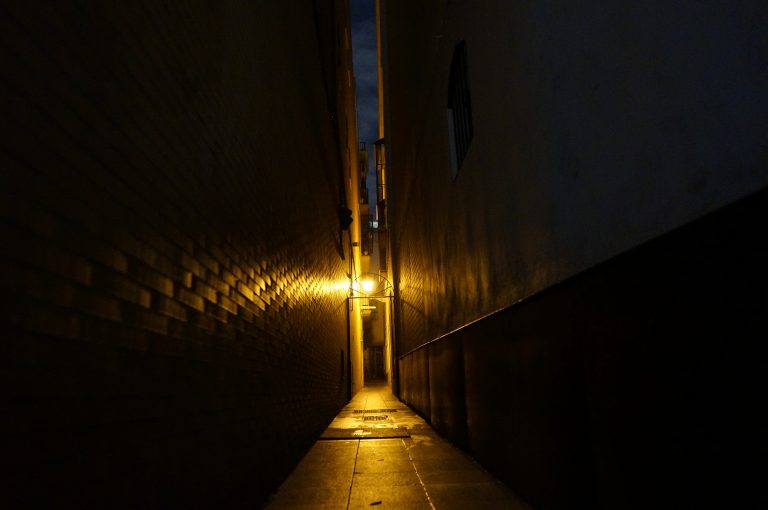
[{"left": 1, "top": 2, "right": 353, "bottom": 507}]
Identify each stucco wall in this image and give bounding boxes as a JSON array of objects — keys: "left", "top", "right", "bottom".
[
  {"left": 383, "top": 2, "right": 768, "bottom": 507},
  {"left": 384, "top": 0, "right": 768, "bottom": 353}
]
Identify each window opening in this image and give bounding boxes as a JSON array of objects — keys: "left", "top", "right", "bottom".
[{"left": 447, "top": 41, "right": 473, "bottom": 180}]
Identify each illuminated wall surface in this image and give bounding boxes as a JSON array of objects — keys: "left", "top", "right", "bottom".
[
  {"left": 1, "top": 2, "right": 356, "bottom": 507},
  {"left": 382, "top": 1, "right": 768, "bottom": 508}
]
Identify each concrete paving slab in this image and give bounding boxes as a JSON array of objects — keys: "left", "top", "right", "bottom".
[
  {"left": 320, "top": 427, "right": 410, "bottom": 439},
  {"left": 416, "top": 468, "right": 496, "bottom": 485},
  {"left": 354, "top": 456, "right": 414, "bottom": 474},
  {"left": 351, "top": 471, "right": 422, "bottom": 487},
  {"left": 356, "top": 448, "right": 410, "bottom": 463},
  {"left": 348, "top": 483, "right": 431, "bottom": 509}
]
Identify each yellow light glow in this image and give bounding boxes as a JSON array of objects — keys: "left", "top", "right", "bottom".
[
  {"left": 320, "top": 280, "right": 351, "bottom": 294},
  {"left": 361, "top": 279, "right": 374, "bottom": 293}
]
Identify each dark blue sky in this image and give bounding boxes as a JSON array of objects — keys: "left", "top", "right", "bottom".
[{"left": 350, "top": 0, "right": 378, "bottom": 205}]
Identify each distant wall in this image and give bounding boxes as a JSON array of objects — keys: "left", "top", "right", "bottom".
[{"left": 1, "top": 2, "right": 354, "bottom": 507}]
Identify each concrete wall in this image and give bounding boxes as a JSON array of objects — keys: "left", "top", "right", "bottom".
[
  {"left": 396, "top": 192, "right": 768, "bottom": 508},
  {"left": 1, "top": 2, "right": 357, "bottom": 507},
  {"left": 384, "top": 0, "right": 768, "bottom": 354},
  {"left": 382, "top": 1, "right": 768, "bottom": 508}
]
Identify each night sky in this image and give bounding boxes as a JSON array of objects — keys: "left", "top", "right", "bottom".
[{"left": 349, "top": 0, "right": 378, "bottom": 204}]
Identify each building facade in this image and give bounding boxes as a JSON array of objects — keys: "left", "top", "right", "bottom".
[
  {"left": 1, "top": 1, "right": 362, "bottom": 507},
  {"left": 379, "top": 1, "right": 768, "bottom": 508}
]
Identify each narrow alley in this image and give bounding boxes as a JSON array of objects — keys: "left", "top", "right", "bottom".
[{"left": 2, "top": 1, "right": 767, "bottom": 509}]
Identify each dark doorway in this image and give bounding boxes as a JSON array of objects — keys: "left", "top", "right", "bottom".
[{"left": 364, "top": 345, "right": 385, "bottom": 380}]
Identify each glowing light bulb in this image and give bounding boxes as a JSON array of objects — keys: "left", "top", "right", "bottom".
[{"left": 361, "top": 279, "right": 374, "bottom": 293}]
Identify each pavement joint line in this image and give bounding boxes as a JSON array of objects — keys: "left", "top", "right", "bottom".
[
  {"left": 345, "top": 438, "right": 361, "bottom": 510},
  {"left": 402, "top": 437, "right": 436, "bottom": 510}
]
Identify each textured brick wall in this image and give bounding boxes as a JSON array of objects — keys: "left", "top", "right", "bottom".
[{"left": 1, "top": 2, "right": 353, "bottom": 507}]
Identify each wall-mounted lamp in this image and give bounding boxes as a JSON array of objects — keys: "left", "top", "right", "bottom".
[{"left": 348, "top": 273, "right": 393, "bottom": 300}]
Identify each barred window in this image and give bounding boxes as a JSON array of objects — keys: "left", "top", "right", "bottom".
[{"left": 447, "top": 41, "right": 473, "bottom": 180}]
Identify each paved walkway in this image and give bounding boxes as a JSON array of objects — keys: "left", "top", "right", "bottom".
[{"left": 265, "top": 382, "right": 529, "bottom": 509}]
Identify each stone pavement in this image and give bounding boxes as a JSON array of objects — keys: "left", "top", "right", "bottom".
[{"left": 264, "top": 382, "right": 530, "bottom": 509}]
